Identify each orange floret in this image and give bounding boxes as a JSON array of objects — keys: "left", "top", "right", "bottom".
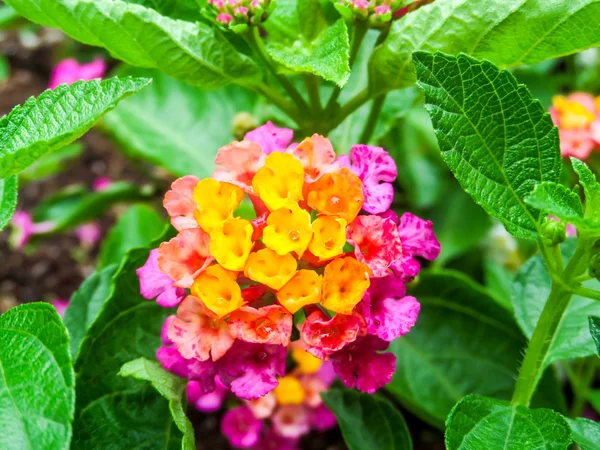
[
  {"left": 277, "top": 270, "right": 321, "bottom": 314},
  {"left": 210, "top": 217, "right": 254, "bottom": 271},
  {"left": 321, "top": 257, "right": 370, "bottom": 314},
  {"left": 309, "top": 216, "right": 347, "bottom": 261},
  {"left": 252, "top": 152, "right": 304, "bottom": 211},
  {"left": 263, "top": 203, "right": 313, "bottom": 256},
  {"left": 193, "top": 178, "right": 244, "bottom": 234},
  {"left": 244, "top": 248, "right": 297, "bottom": 290},
  {"left": 306, "top": 168, "right": 364, "bottom": 222},
  {"left": 191, "top": 264, "right": 244, "bottom": 318}
]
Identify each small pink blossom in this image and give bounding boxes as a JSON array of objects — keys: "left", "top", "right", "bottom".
[
  {"left": 234, "top": 6, "right": 249, "bottom": 15},
  {"left": 216, "top": 13, "right": 233, "bottom": 23},
  {"left": 374, "top": 5, "right": 391, "bottom": 15},
  {"left": 217, "top": 340, "right": 286, "bottom": 400},
  {"left": 49, "top": 57, "right": 107, "bottom": 89},
  {"left": 244, "top": 121, "right": 294, "bottom": 155},
  {"left": 157, "top": 228, "right": 213, "bottom": 288},
  {"left": 10, "top": 211, "right": 55, "bottom": 248},
  {"left": 289, "top": 134, "right": 338, "bottom": 182},
  {"left": 309, "top": 404, "right": 337, "bottom": 431},
  {"left": 245, "top": 392, "right": 276, "bottom": 419},
  {"left": 168, "top": 296, "right": 234, "bottom": 361},
  {"left": 347, "top": 215, "right": 403, "bottom": 277},
  {"left": 331, "top": 335, "right": 396, "bottom": 394},
  {"left": 75, "top": 222, "right": 101, "bottom": 248},
  {"left": 221, "top": 406, "right": 263, "bottom": 448},
  {"left": 339, "top": 144, "right": 397, "bottom": 214},
  {"left": 52, "top": 298, "right": 69, "bottom": 318},
  {"left": 136, "top": 249, "right": 186, "bottom": 308},
  {"left": 156, "top": 347, "right": 217, "bottom": 393},
  {"left": 301, "top": 311, "right": 364, "bottom": 359},
  {"left": 163, "top": 175, "right": 200, "bottom": 231},
  {"left": 272, "top": 405, "right": 310, "bottom": 439},
  {"left": 92, "top": 176, "right": 112, "bottom": 192},
  {"left": 187, "top": 377, "right": 227, "bottom": 412}
]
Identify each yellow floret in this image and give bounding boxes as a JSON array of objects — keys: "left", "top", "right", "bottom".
[
  {"left": 309, "top": 216, "right": 347, "bottom": 261},
  {"left": 210, "top": 217, "right": 254, "bottom": 271},
  {"left": 277, "top": 270, "right": 321, "bottom": 314},
  {"left": 273, "top": 375, "right": 305, "bottom": 405},
  {"left": 252, "top": 152, "right": 304, "bottom": 211},
  {"left": 263, "top": 203, "right": 313, "bottom": 256},
  {"left": 321, "top": 257, "right": 370, "bottom": 315},
  {"left": 244, "top": 248, "right": 297, "bottom": 290},
  {"left": 191, "top": 265, "right": 243, "bottom": 318}
]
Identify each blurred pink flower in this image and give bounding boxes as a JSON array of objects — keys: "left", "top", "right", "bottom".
[
  {"left": 550, "top": 93, "right": 600, "bottom": 159},
  {"left": 48, "top": 57, "right": 107, "bottom": 89}
]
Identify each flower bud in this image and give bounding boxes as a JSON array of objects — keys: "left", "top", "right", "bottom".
[
  {"left": 333, "top": 0, "right": 403, "bottom": 27},
  {"left": 232, "top": 112, "right": 259, "bottom": 140},
  {"left": 208, "top": 0, "right": 271, "bottom": 31},
  {"left": 541, "top": 219, "right": 567, "bottom": 247}
]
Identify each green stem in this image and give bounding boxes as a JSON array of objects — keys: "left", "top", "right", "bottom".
[
  {"left": 512, "top": 239, "right": 591, "bottom": 407},
  {"left": 324, "top": 23, "right": 368, "bottom": 115},
  {"left": 359, "top": 93, "right": 387, "bottom": 144},
  {"left": 573, "top": 286, "right": 600, "bottom": 301},
  {"left": 329, "top": 88, "right": 371, "bottom": 129},
  {"left": 304, "top": 74, "right": 322, "bottom": 115},
  {"left": 246, "top": 27, "right": 310, "bottom": 113}
]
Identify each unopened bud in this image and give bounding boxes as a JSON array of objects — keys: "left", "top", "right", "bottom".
[
  {"left": 541, "top": 219, "right": 566, "bottom": 247},
  {"left": 333, "top": 0, "right": 403, "bottom": 27},
  {"left": 232, "top": 112, "right": 259, "bottom": 140},
  {"left": 209, "top": 0, "right": 270, "bottom": 31}
]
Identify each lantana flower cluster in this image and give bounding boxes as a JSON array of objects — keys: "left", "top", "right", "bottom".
[
  {"left": 137, "top": 121, "right": 440, "bottom": 401},
  {"left": 188, "top": 342, "right": 337, "bottom": 449},
  {"left": 209, "top": 0, "right": 270, "bottom": 27},
  {"left": 334, "top": 0, "right": 405, "bottom": 25},
  {"left": 550, "top": 92, "right": 600, "bottom": 160}
]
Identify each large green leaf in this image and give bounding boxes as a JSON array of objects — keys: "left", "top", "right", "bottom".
[
  {"left": 322, "top": 388, "right": 412, "bottom": 450},
  {"left": 512, "top": 240, "right": 600, "bottom": 364},
  {"left": 267, "top": 19, "right": 350, "bottom": 86},
  {"left": 120, "top": 358, "right": 195, "bottom": 450},
  {"left": 590, "top": 315, "right": 600, "bottom": 356},
  {"left": 64, "top": 265, "right": 118, "bottom": 359},
  {"left": 123, "top": 0, "right": 203, "bottom": 21},
  {"left": 370, "top": 0, "right": 600, "bottom": 94},
  {"left": 483, "top": 257, "right": 515, "bottom": 311},
  {"left": 0, "top": 77, "right": 149, "bottom": 178},
  {"left": 32, "top": 181, "right": 148, "bottom": 233},
  {"left": 567, "top": 418, "right": 600, "bottom": 450},
  {"left": 72, "top": 238, "right": 180, "bottom": 448},
  {"left": 0, "top": 303, "right": 74, "bottom": 450},
  {"left": 386, "top": 270, "right": 563, "bottom": 429},
  {"left": 4, "top": 0, "right": 261, "bottom": 89},
  {"left": 445, "top": 394, "right": 571, "bottom": 450},
  {"left": 98, "top": 204, "right": 165, "bottom": 269},
  {"left": 413, "top": 51, "right": 561, "bottom": 239},
  {"left": 102, "top": 68, "right": 258, "bottom": 178},
  {"left": 0, "top": 175, "right": 17, "bottom": 231}
]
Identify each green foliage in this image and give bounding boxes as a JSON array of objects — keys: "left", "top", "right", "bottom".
[
  {"left": 322, "top": 388, "right": 412, "bottom": 450},
  {"left": 445, "top": 394, "right": 571, "bottom": 450},
  {"left": 19, "top": 143, "right": 83, "bottom": 182},
  {"left": 572, "top": 158, "right": 600, "bottom": 225},
  {"left": 0, "top": 175, "right": 18, "bottom": 231},
  {"left": 0, "top": 303, "right": 74, "bottom": 449},
  {"left": 267, "top": 19, "right": 350, "bottom": 86},
  {"left": 102, "top": 67, "right": 258, "bottom": 178},
  {"left": 370, "top": 0, "right": 600, "bottom": 94},
  {"left": 413, "top": 51, "right": 561, "bottom": 239},
  {"left": 386, "top": 270, "right": 563, "bottom": 428},
  {"left": 72, "top": 241, "right": 179, "bottom": 448},
  {"left": 32, "top": 182, "right": 148, "bottom": 233},
  {"left": 567, "top": 418, "right": 600, "bottom": 450},
  {"left": 98, "top": 205, "right": 165, "bottom": 269},
  {"left": 512, "top": 240, "right": 600, "bottom": 364},
  {"left": 590, "top": 315, "right": 600, "bottom": 356},
  {"left": 120, "top": 358, "right": 195, "bottom": 450},
  {"left": 483, "top": 258, "right": 515, "bottom": 310},
  {"left": 64, "top": 265, "right": 118, "bottom": 359},
  {"left": 122, "top": 0, "right": 204, "bottom": 21},
  {"left": 4, "top": 0, "right": 261, "bottom": 89},
  {"left": 0, "top": 77, "right": 150, "bottom": 179},
  {"left": 525, "top": 182, "right": 584, "bottom": 222}
]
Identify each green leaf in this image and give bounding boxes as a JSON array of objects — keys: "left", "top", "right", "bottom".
[
  {"left": 589, "top": 315, "right": 600, "bottom": 357},
  {"left": 370, "top": 0, "right": 600, "bottom": 94},
  {"left": 0, "top": 175, "right": 17, "bottom": 231},
  {"left": 19, "top": 143, "right": 83, "bottom": 182},
  {"left": 386, "top": 269, "right": 563, "bottom": 428},
  {"left": 445, "top": 394, "right": 571, "bottom": 450},
  {"left": 267, "top": 19, "right": 350, "bottom": 86},
  {"left": 297, "top": 0, "right": 326, "bottom": 41},
  {"left": 525, "top": 181, "right": 584, "bottom": 223},
  {"left": 0, "top": 303, "right": 74, "bottom": 449},
  {"left": 64, "top": 265, "right": 118, "bottom": 359},
  {"left": 123, "top": 0, "right": 204, "bottom": 21},
  {"left": 483, "top": 257, "right": 515, "bottom": 311},
  {"left": 98, "top": 204, "right": 165, "bottom": 269},
  {"left": 512, "top": 240, "right": 600, "bottom": 364},
  {"left": 413, "top": 51, "right": 561, "bottom": 239},
  {"left": 4, "top": 0, "right": 261, "bottom": 89},
  {"left": 72, "top": 235, "right": 180, "bottom": 448},
  {"left": 571, "top": 158, "right": 600, "bottom": 223},
  {"left": 431, "top": 182, "right": 491, "bottom": 265},
  {"left": 0, "top": 77, "right": 150, "bottom": 178},
  {"left": 322, "top": 388, "right": 412, "bottom": 450},
  {"left": 566, "top": 418, "right": 600, "bottom": 450},
  {"left": 102, "top": 67, "right": 258, "bottom": 178},
  {"left": 32, "top": 182, "right": 148, "bottom": 233},
  {"left": 120, "top": 358, "right": 195, "bottom": 450}
]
